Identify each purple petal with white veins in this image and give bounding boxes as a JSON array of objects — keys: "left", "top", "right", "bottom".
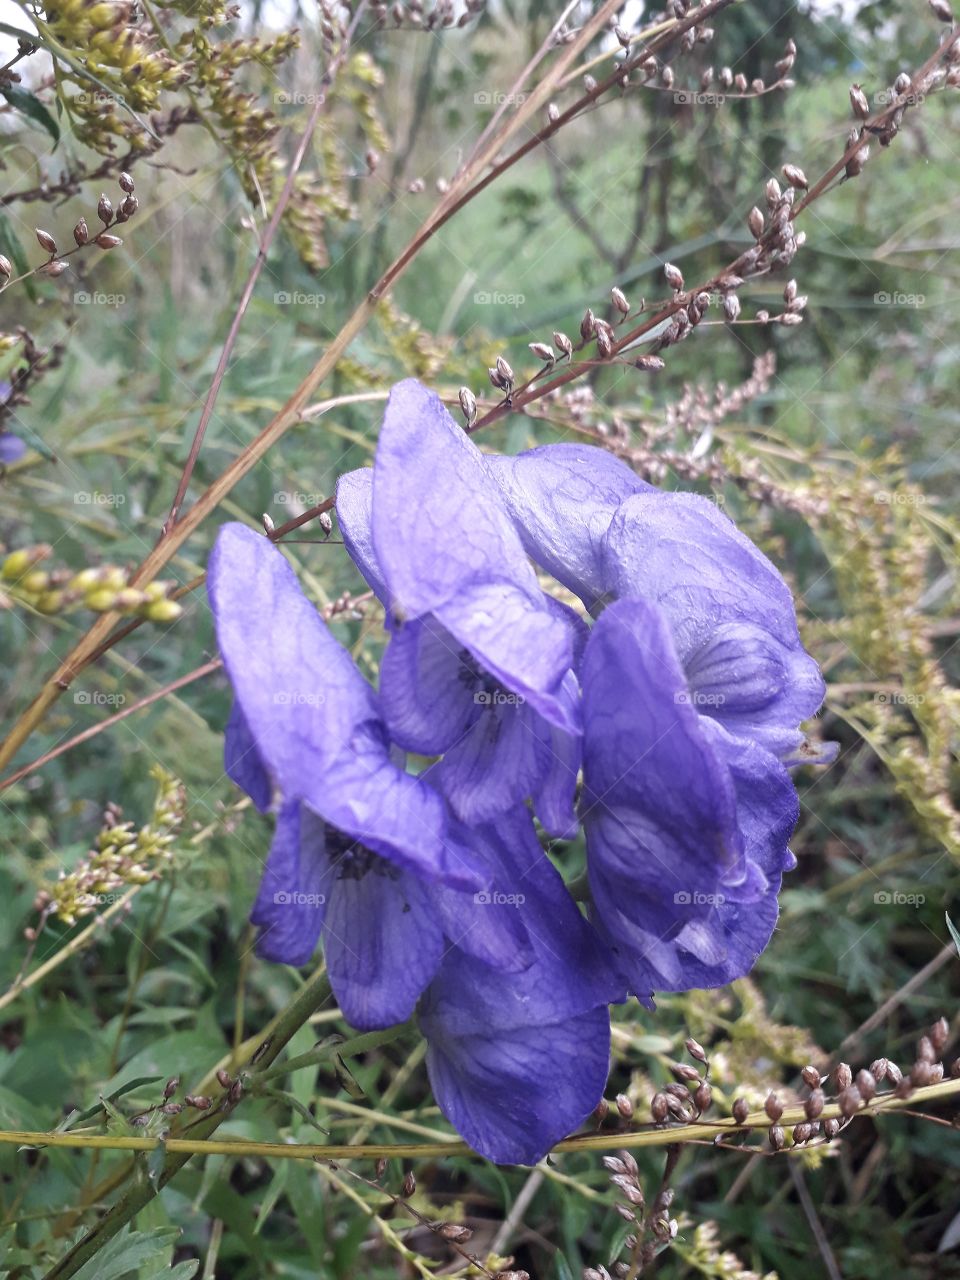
[{"left": 250, "top": 802, "right": 330, "bottom": 966}]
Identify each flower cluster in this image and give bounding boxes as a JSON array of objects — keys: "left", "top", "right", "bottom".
[{"left": 208, "top": 379, "right": 832, "bottom": 1165}]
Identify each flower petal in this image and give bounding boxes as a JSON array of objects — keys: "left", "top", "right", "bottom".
[
  {"left": 208, "top": 522, "right": 481, "bottom": 889},
  {"left": 250, "top": 802, "right": 330, "bottom": 966},
  {"left": 323, "top": 864, "right": 445, "bottom": 1030},
  {"left": 335, "top": 467, "right": 387, "bottom": 603},
  {"left": 488, "top": 442, "right": 652, "bottom": 608},
  {"left": 224, "top": 699, "right": 272, "bottom": 812},
  {"left": 0, "top": 433, "right": 26, "bottom": 464},
  {"left": 378, "top": 615, "right": 481, "bottom": 754},
  {"left": 429, "top": 699, "right": 545, "bottom": 826}
]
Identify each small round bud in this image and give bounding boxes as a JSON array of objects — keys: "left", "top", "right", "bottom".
[
  {"left": 35, "top": 228, "right": 57, "bottom": 254},
  {"left": 74, "top": 218, "right": 89, "bottom": 246},
  {"left": 801, "top": 1065, "right": 821, "bottom": 1089},
  {"left": 119, "top": 171, "right": 135, "bottom": 193},
  {"left": 765, "top": 1092, "right": 783, "bottom": 1122},
  {"left": 732, "top": 1097, "right": 749, "bottom": 1125},
  {"left": 97, "top": 193, "right": 114, "bottom": 224}
]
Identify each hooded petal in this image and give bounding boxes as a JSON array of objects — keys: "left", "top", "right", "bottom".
[
  {"left": 250, "top": 802, "right": 331, "bottom": 966},
  {"left": 323, "top": 864, "right": 445, "bottom": 1030},
  {"left": 581, "top": 598, "right": 744, "bottom": 998},
  {"left": 488, "top": 442, "right": 653, "bottom": 608},
  {"left": 335, "top": 467, "right": 388, "bottom": 604},
  {"left": 207, "top": 522, "right": 481, "bottom": 889}
]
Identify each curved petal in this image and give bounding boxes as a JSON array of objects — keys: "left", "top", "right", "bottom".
[
  {"left": 430, "top": 699, "right": 545, "bottom": 826},
  {"left": 378, "top": 616, "right": 481, "bottom": 755},
  {"left": 423, "top": 1002, "right": 610, "bottom": 1164},
  {"left": 224, "top": 699, "right": 272, "bottom": 813},
  {"left": 601, "top": 492, "right": 812, "bottom": 664},
  {"left": 530, "top": 670, "right": 582, "bottom": 839},
  {"left": 208, "top": 523, "right": 481, "bottom": 889},
  {"left": 488, "top": 442, "right": 653, "bottom": 608},
  {"left": 250, "top": 803, "right": 330, "bottom": 966},
  {"left": 335, "top": 467, "right": 388, "bottom": 603},
  {"left": 685, "top": 621, "right": 826, "bottom": 758},
  {"left": 323, "top": 864, "right": 445, "bottom": 1030},
  {"left": 371, "top": 379, "right": 543, "bottom": 617}
]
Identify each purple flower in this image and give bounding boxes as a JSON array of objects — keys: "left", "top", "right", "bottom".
[
  {"left": 336, "top": 380, "right": 582, "bottom": 834},
  {"left": 419, "top": 808, "right": 624, "bottom": 1164},
  {"left": 0, "top": 434, "right": 26, "bottom": 465},
  {"left": 208, "top": 523, "right": 534, "bottom": 1029},
  {"left": 581, "top": 596, "right": 799, "bottom": 999},
  {"left": 600, "top": 492, "right": 832, "bottom": 764}
]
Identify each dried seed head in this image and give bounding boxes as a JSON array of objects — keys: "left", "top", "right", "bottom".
[
  {"left": 929, "top": 0, "right": 954, "bottom": 21},
  {"left": 580, "top": 308, "right": 597, "bottom": 340},
  {"left": 768, "top": 1124, "right": 785, "bottom": 1151},
  {"left": 96, "top": 234, "right": 122, "bottom": 249},
  {"left": 635, "top": 354, "right": 665, "bottom": 371},
  {"left": 650, "top": 1092, "right": 669, "bottom": 1122},
  {"left": 764, "top": 1092, "right": 783, "bottom": 1122},
  {"left": 835, "top": 1062, "right": 853, "bottom": 1090},
  {"left": 823, "top": 1117, "right": 840, "bottom": 1139},
  {"left": 488, "top": 367, "right": 507, "bottom": 392},
  {"left": 603, "top": 1155, "right": 627, "bottom": 1175},
  {"left": 401, "top": 1170, "right": 416, "bottom": 1197},
  {"left": 163, "top": 1076, "right": 180, "bottom": 1099},
  {"left": 747, "top": 205, "right": 765, "bottom": 238},
  {"left": 0, "top": 254, "right": 11, "bottom": 277},
  {"left": 35, "top": 228, "right": 57, "bottom": 254},
  {"left": 121, "top": 194, "right": 139, "bottom": 218},
  {"left": 801, "top": 1064, "right": 821, "bottom": 1089},
  {"left": 855, "top": 1069, "right": 877, "bottom": 1102},
  {"left": 849, "top": 83, "right": 870, "bottom": 119},
  {"left": 664, "top": 262, "right": 684, "bottom": 291},
  {"left": 119, "top": 171, "right": 135, "bottom": 193},
  {"left": 74, "top": 218, "right": 89, "bottom": 246},
  {"left": 439, "top": 1223, "right": 473, "bottom": 1242},
  {"left": 161, "top": 1101, "right": 184, "bottom": 1115},
  {"left": 886, "top": 1060, "right": 903, "bottom": 1086},
  {"left": 529, "top": 340, "right": 556, "bottom": 361},
  {"left": 611, "top": 1175, "right": 645, "bottom": 1207},
  {"left": 869, "top": 1058, "right": 889, "bottom": 1083},
  {"left": 838, "top": 1086, "right": 861, "bottom": 1118},
  {"left": 805, "top": 1088, "right": 825, "bottom": 1120},
  {"left": 495, "top": 355, "right": 514, "bottom": 386},
  {"left": 694, "top": 1082, "right": 712, "bottom": 1113},
  {"left": 184, "top": 1094, "right": 211, "bottom": 1110},
  {"left": 553, "top": 330, "right": 573, "bottom": 359},
  {"left": 685, "top": 1036, "right": 707, "bottom": 1063},
  {"left": 42, "top": 259, "right": 67, "bottom": 276},
  {"left": 793, "top": 1122, "right": 812, "bottom": 1144},
  {"left": 782, "top": 163, "right": 809, "bottom": 190},
  {"left": 616, "top": 1148, "right": 638, "bottom": 1177},
  {"left": 917, "top": 1035, "right": 936, "bottom": 1063},
  {"left": 595, "top": 325, "right": 613, "bottom": 358},
  {"left": 97, "top": 193, "right": 113, "bottom": 224},
  {"left": 611, "top": 286, "right": 630, "bottom": 315},
  {"left": 615, "top": 1092, "right": 634, "bottom": 1119},
  {"left": 930, "top": 1017, "right": 949, "bottom": 1051},
  {"left": 732, "top": 1097, "right": 749, "bottom": 1125},
  {"left": 458, "top": 386, "right": 477, "bottom": 426},
  {"left": 765, "top": 177, "right": 782, "bottom": 206},
  {"left": 671, "top": 1062, "right": 701, "bottom": 1083}
]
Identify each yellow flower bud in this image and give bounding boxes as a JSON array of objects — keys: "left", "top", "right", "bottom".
[{"left": 143, "top": 598, "right": 183, "bottom": 623}]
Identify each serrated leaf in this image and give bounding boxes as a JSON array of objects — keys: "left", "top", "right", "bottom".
[
  {"left": 0, "top": 85, "right": 59, "bottom": 146},
  {"left": 71, "top": 1225, "right": 182, "bottom": 1280}
]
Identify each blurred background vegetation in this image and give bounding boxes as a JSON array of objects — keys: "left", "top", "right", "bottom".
[{"left": 0, "top": 0, "right": 959, "bottom": 1276}]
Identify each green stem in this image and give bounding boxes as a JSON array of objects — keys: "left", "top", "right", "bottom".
[
  {"left": 252, "top": 1022, "right": 412, "bottom": 1085},
  {"left": 40, "top": 966, "right": 333, "bottom": 1280}
]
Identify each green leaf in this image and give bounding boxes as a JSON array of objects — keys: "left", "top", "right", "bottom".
[
  {"left": 58, "top": 1076, "right": 164, "bottom": 1130},
  {"left": 71, "top": 1225, "right": 184, "bottom": 1280},
  {"left": 0, "top": 85, "right": 60, "bottom": 146}
]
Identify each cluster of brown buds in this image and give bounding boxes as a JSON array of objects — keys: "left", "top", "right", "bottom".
[
  {"left": 644, "top": 33, "right": 797, "bottom": 101},
  {"left": 370, "top": 0, "right": 482, "bottom": 30},
  {"left": 649, "top": 1035, "right": 713, "bottom": 1124},
  {"left": 589, "top": 1146, "right": 679, "bottom": 1280},
  {"left": 0, "top": 173, "right": 138, "bottom": 288}
]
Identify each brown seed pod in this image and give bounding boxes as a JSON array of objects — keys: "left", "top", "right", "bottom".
[
  {"left": 801, "top": 1064, "right": 821, "bottom": 1089},
  {"left": 96, "top": 234, "right": 123, "bottom": 250},
  {"left": 732, "top": 1097, "right": 749, "bottom": 1125},
  {"left": 793, "top": 1122, "right": 812, "bottom": 1144},
  {"left": 930, "top": 1017, "right": 949, "bottom": 1051},
  {"left": 611, "top": 286, "right": 630, "bottom": 315},
  {"left": 849, "top": 84, "right": 870, "bottom": 119},
  {"left": 838, "top": 1086, "right": 862, "bottom": 1118},
  {"left": 805, "top": 1088, "right": 825, "bottom": 1120},
  {"left": 35, "top": 228, "right": 57, "bottom": 254},
  {"left": 0, "top": 254, "right": 11, "bottom": 277},
  {"left": 694, "top": 1082, "right": 712, "bottom": 1113},
  {"left": 747, "top": 206, "right": 765, "bottom": 238},
  {"left": 782, "top": 163, "right": 809, "bottom": 190},
  {"left": 119, "top": 170, "right": 135, "bottom": 193},
  {"left": 97, "top": 193, "right": 114, "bottom": 224},
  {"left": 458, "top": 386, "right": 477, "bottom": 426},
  {"left": 616, "top": 1092, "right": 634, "bottom": 1119},
  {"left": 529, "top": 342, "right": 555, "bottom": 363},
  {"left": 74, "top": 218, "right": 89, "bottom": 246},
  {"left": 635, "top": 355, "right": 665, "bottom": 371},
  {"left": 835, "top": 1062, "right": 853, "bottom": 1090},
  {"left": 764, "top": 1092, "right": 783, "bottom": 1122},
  {"left": 401, "top": 1170, "right": 416, "bottom": 1197},
  {"left": 664, "top": 262, "right": 684, "bottom": 291},
  {"left": 855, "top": 1069, "right": 877, "bottom": 1102},
  {"left": 651, "top": 1092, "right": 669, "bottom": 1123},
  {"left": 823, "top": 1118, "right": 840, "bottom": 1139},
  {"left": 768, "top": 1124, "right": 785, "bottom": 1151}
]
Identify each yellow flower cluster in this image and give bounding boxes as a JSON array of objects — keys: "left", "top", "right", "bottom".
[{"left": 1, "top": 545, "right": 182, "bottom": 622}]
